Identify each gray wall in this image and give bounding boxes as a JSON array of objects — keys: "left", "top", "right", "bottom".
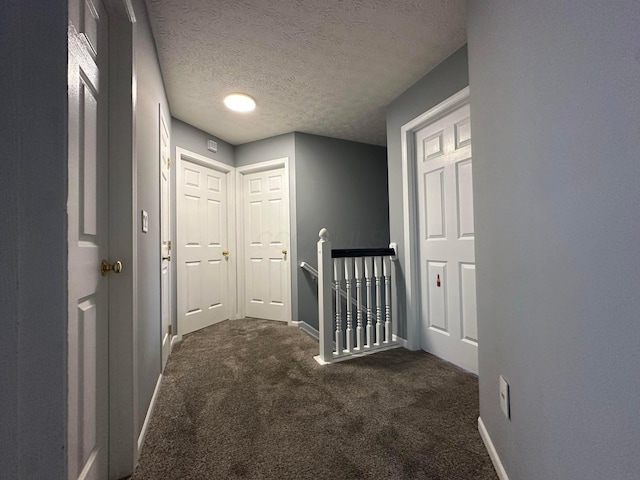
[
  {"left": 385, "top": 46, "right": 469, "bottom": 338},
  {"left": 133, "top": 0, "right": 170, "bottom": 435},
  {"left": 0, "top": 1, "right": 67, "bottom": 478},
  {"left": 295, "top": 133, "right": 389, "bottom": 330},
  {"left": 235, "top": 133, "right": 295, "bottom": 167},
  {"left": 468, "top": 2, "right": 640, "bottom": 478},
  {"left": 172, "top": 118, "right": 235, "bottom": 166}
]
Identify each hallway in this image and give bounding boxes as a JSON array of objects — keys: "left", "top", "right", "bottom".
[{"left": 131, "top": 319, "right": 496, "bottom": 479}]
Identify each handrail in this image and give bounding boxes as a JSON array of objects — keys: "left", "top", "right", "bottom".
[
  {"left": 332, "top": 247, "right": 395, "bottom": 258},
  {"left": 299, "top": 261, "right": 371, "bottom": 315}
]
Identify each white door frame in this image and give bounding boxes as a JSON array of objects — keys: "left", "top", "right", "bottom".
[
  {"left": 400, "top": 86, "right": 470, "bottom": 350},
  {"left": 175, "top": 147, "right": 237, "bottom": 340},
  {"left": 236, "top": 158, "right": 293, "bottom": 323}
]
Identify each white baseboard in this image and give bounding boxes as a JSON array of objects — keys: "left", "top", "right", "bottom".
[
  {"left": 478, "top": 416, "right": 509, "bottom": 480},
  {"left": 392, "top": 334, "right": 409, "bottom": 349},
  {"left": 137, "top": 374, "right": 163, "bottom": 452},
  {"left": 291, "top": 321, "right": 319, "bottom": 340},
  {"left": 170, "top": 334, "right": 180, "bottom": 350}
]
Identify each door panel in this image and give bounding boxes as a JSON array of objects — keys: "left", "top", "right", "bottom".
[
  {"left": 417, "top": 103, "right": 478, "bottom": 374},
  {"left": 160, "top": 110, "right": 171, "bottom": 370},
  {"left": 243, "top": 168, "right": 290, "bottom": 321},
  {"left": 67, "top": 0, "right": 109, "bottom": 478},
  {"left": 178, "top": 160, "right": 230, "bottom": 335}
]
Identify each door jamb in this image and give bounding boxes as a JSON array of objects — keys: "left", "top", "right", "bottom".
[
  {"left": 400, "top": 86, "right": 470, "bottom": 351},
  {"left": 235, "top": 158, "right": 293, "bottom": 323},
  {"left": 175, "top": 147, "right": 237, "bottom": 341}
]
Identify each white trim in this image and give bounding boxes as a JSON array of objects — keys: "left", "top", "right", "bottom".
[
  {"left": 137, "top": 374, "right": 162, "bottom": 452},
  {"left": 291, "top": 320, "right": 319, "bottom": 340},
  {"left": 170, "top": 334, "right": 180, "bottom": 349},
  {"left": 236, "top": 158, "right": 292, "bottom": 322},
  {"left": 175, "top": 147, "right": 237, "bottom": 340},
  {"left": 400, "top": 86, "right": 470, "bottom": 351},
  {"left": 393, "top": 335, "right": 410, "bottom": 349},
  {"left": 313, "top": 343, "right": 401, "bottom": 365},
  {"left": 478, "top": 417, "right": 510, "bottom": 480}
]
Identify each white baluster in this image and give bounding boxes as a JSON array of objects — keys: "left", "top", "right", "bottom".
[
  {"left": 344, "top": 258, "right": 354, "bottom": 353},
  {"left": 383, "top": 256, "right": 392, "bottom": 344},
  {"left": 365, "top": 256, "right": 373, "bottom": 348},
  {"left": 317, "top": 229, "right": 333, "bottom": 363},
  {"left": 354, "top": 257, "right": 364, "bottom": 350},
  {"left": 334, "top": 258, "right": 343, "bottom": 355},
  {"left": 374, "top": 256, "right": 383, "bottom": 346}
]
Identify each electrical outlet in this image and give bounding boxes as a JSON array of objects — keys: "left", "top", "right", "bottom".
[{"left": 499, "top": 375, "right": 510, "bottom": 419}]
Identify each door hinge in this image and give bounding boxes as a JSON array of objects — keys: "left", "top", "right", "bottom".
[
  {"left": 168, "top": 324, "right": 172, "bottom": 335},
  {"left": 168, "top": 240, "right": 172, "bottom": 251},
  {"left": 167, "top": 157, "right": 171, "bottom": 169}
]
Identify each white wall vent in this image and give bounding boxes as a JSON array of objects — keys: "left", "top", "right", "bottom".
[{"left": 207, "top": 140, "right": 218, "bottom": 153}]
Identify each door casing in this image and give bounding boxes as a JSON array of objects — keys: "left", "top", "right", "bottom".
[
  {"left": 400, "top": 87, "right": 471, "bottom": 351},
  {"left": 175, "top": 147, "right": 237, "bottom": 340},
  {"left": 235, "top": 158, "right": 293, "bottom": 323}
]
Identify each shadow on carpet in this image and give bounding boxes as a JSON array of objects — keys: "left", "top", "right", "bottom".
[{"left": 131, "top": 318, "right": 497, "bottom": 480}]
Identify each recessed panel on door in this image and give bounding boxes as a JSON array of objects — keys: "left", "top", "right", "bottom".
[
  {"left": 82, "top": 82, "right": 98, "bottom": 237},
  {"left": 185, "top": 195, "right": 201, "bottom": 246},
  {"left": 424, "top": 169, "right": 445, "bottom": 239},
  {"left": 455, "top": 118, "right": 472, "bottom": 149},
  {"left": 424, "top": 131, "right": 444, "bottom": 160},
  {"left": 207, "top": 259, "right": 223, "bottom": 309},
  {"left": 249, "top": 258, "right": 265, "bottom": 303},
  {"left": 250, "top": 201, "right": 263, "bottom": 246},
  {"left": 267, "top": 199, "right": 283, "bottom": 246},
  {"left": 427, "top": 261, "right": 448, "bottom": 333},
  {"left": 269, "top": 258, "right": 284, "bottom": 305},
  {"left": 456, "top": 159, "right": 474, "bottom": 239},
  {"left": 184, "top": 167, "right": 200, "bottom": 187},
  {"left": 459, "top": 263, "right": 478, "bottom": 345},
  {"left": 207, "top": 199, "right": 222, "bottom": 246},
  {"left": 186, "top": 261, "right": 202, "bottom": 315}
]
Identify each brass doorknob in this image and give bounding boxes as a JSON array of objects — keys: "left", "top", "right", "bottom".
[
  {"left": 282, "top": 249, "right": 287, "bottom": 256},
  {"left": 162, "top": 255, "right": 171, "bottom": 261},
  {"left": 222, "top": 250, "right": 229, "bottom": 257},
  {"left": 101, "top": 259, "right": 123, "bottom": 276}
]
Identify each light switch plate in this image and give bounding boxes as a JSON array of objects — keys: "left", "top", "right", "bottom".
[
  {"left": 141, "top": 210, "right": 149, "bottom": 233},
  {"left": 499, "top": 375, "right": 510, "bottom": 419}
]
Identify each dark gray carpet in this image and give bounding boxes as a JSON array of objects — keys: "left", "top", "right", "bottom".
[{"left": 131, "top": 318, "right": 498, "bottom": 480}]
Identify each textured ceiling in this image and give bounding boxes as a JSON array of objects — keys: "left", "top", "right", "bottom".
[{"left": 145, "top": 0, "right": 466, "bottom": 146}]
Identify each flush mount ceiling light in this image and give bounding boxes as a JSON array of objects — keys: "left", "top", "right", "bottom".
[{"left": 223, "top": 93, "right": 256, "bottom": 113}]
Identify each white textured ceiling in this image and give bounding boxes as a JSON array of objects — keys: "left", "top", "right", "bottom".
[{"left": 145, "top": 0, "right": 466, "bottom": 146}]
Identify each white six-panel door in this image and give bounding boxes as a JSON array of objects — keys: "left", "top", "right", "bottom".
[
  {"left": 178, "top": 158, "right": 232, "bottom": 336},
  {"left": 416, "top": 103, "right": 478, "bottom": 374},
  {"left": 67, "top": 0, "right": 109, "bottom": 478},
  {"left": 159, "top": 110, "right": 171, "bottom": 369},
  {"left": 242, "top": 167, "right": 290, "bottom": 322}
]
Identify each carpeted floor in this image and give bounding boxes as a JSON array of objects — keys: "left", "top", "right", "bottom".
[{"left": 131, "top": 318, "right": 498, "bottom": 480}]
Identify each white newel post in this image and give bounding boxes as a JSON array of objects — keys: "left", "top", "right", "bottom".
[{"left": 317, "top": 229, "right": 333, "bottom": 363}]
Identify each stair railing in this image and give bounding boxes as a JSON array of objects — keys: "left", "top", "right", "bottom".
[{"left": 315, "top": 228, "right": 399, "bottom": 365}]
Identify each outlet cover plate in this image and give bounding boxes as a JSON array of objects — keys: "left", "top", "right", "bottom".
[{"left": 499, "top": 375, "right": 510, "bottom": 420}]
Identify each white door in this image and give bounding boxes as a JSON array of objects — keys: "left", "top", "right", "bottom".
[
  {"left": 67, "top": 0, "right": 110, "bottom": 478},
  {"left": 178, "top": 159, "right": 231, "bottom": 336},
  {"left": 159, "top": 110, "right": 171, "bottom": 369},
  {"left": 242, "top": 167, "right": 290, "bottom": 321},
  {"left": 416, "top": 103, "right": 478, "bottom": 374}
]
